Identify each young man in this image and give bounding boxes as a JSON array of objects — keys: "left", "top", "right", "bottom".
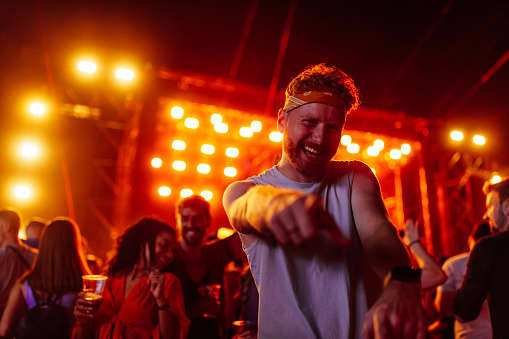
[
  {"left": 171, "top": 195, "right": 243, "bottom": 339},
  {"left": 454, "top": 178, "right": 509, "bottom": 338},
  {"left": 223, "top": 64, "right": 427, "bottom": 338}
]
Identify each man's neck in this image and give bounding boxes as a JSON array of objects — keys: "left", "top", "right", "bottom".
[
  {"left": 180, "top": 241, "right": 203, "bottom": 261},
  {"left": 1, "top": 235, "right": 21, "bottom": 249},
  {"left": 276, "top": 157, "right": 327, "bottom": 183}
]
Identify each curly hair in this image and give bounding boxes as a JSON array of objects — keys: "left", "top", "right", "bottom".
[
  {"left": 285, "top": 63, "right": 361, "bottom": 114},
  {"left": 108, "top": 217, "right": 176, "bottom": 276}
]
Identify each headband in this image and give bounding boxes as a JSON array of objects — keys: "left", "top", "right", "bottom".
[{"left": 283, "top": 88, "right": 346, "bottom": 113}]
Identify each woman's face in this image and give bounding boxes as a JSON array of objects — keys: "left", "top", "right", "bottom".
[{"left": 145, "top": 231, "right": 175, "bottom": 270}]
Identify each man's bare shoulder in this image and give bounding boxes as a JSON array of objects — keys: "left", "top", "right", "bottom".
[{"left": 223, "top": 180, "right": 256, "bottom": 209}]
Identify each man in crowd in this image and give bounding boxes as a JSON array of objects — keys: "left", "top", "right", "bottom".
[
  {"left": 454, "top": 178, "right": 509, "bottom": 338},
  {"left": 22, "top": 217, "right": 45, "bottom": 250},
  {"left": 171, "top": 195, "right": 243, "bottom": 339},
  {"left": 223, "top": 63, "right": 426, "bottom": 338},
  {"left": 0, "top": 208, "right": 37, "bottom": 317},
  {"left": 436, "top": 221, "right": 492, "bottom": 339}
]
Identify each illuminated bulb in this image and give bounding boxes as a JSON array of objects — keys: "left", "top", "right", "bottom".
[
  {"left": 172, "top": 161, "right": 186, "bottom": 171},
  {"left": 14, "top": 185, "right": 31, "bottom": 199},
  {"left": 184, "top": 118, "right": 199, "bottom": 129},
  {"left": 197, "top": 164, "right": 211, "bottom": 174},
  {"left": 491, "top": 175, "right": 502, "bottom": 184},
  {"left": 214, "top": 123, "right": 228, "bottom": 133},
  {"left": 171, "top": 106, "right": 184, "bottom": 119},
  {"left": 473, "top": 135, "right": 485, "bottom": 145},
  {"left": 269, "top": 132, "right": 283, "bottom": 142},
  {"left": 367, "top": 146, "right": 379, "bottom": 156},
  {"left": 200, "top": 190, "right": 213, "bottom": 201},
  {"left": 450, "top": 131, "right": 463, "bottom": 141},
  {"left": 115, "top": 68, "right": 135, "bottom": 81},
  {"left": 29, "top": 103, "right": 46, "bottom": 116},
  {"left": 224, "top": 167, "right": 237, "bottom": 177},
  {"left": 240, "top": 127, "right": 253, "bottom": 137},
  {"left": 401, "top": 143, "right": 411, "bottom": 155},
  {"left": 77, "top": 61, "right": 97, "bottom": 74},
  {"left": 341, "top": 135, "right": 352, "bottom": 146},
  {"left": 172, "top": 140, "right": 186, "bottom": 151},
  {"left": 225, "top": 147, "right": 239, "bottom": 158},
  {"left": 251, "top": 121, "right": 262, "bottom": 132},
  {"left": 211, "top": 114, "right": 222, "bottom": 125},
  {"left": 390, "top": 149, "right": 402, "bottom": 159},
  {"left": 374, "top": 139, "right": 384, "bottom": 150},
  {"left": 19, "top": 142, "right": 39, "bottom": 159},
  {"left": 201, "top": 144, "right": 215, "bottom": 154},
  {"left": 346, "top": 143, "right": 360, "bottom": 154},
  {"left": 158, "top": 186, "right": 171, "bottom": 196},
  {"left": 180, "top": 189, "right": 193, "bottom": 198},
  {"left": 151, "top": 158, "right": 162, "bottom": 168}
]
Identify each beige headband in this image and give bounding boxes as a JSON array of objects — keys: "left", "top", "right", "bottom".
[{"left": 283, "top": 89, "right": 346, "bottom": 113}]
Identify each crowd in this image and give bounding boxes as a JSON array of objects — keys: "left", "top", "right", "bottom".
[{"left": 1, "top": 63, "right": 508, "bottom": 339}]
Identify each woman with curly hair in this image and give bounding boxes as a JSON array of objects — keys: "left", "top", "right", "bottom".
[
  {"left": 0, "top": 217, "right": 91, "bottom": 338},
  {"left": 74, "top": 217, "right": 189, "bottom": 339}
]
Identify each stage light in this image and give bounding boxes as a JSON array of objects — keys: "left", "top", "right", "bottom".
[
  {"left": 450, "top": 130, "right": 463, "bottom": 141},
  {"left": 217, "top": 227, "right": 235, "bottom": 239},
  {"left": 401, "top": 143, "right": 411, "bottom": 155},
  {"left": 172, "top": 140, "right": 186, "bottom": 151},
  {"left": 491, "top": 175, "right": 502, "bottom": 184},
  {"left": 181, "top": 189, "right": 193, "bottom": 198},
  {"left": 473, "top": 135, "right": 485, "bottom": 145},
  {"left": 226, "top": 147, "right": 239, "bottom": 158},
  {"left": 201, "top": 144, "right": 215, "bottom": 154},
  {"left": 115, "top": 68, "right": 135, "bottom": 81},
  {"left": 251, "top": 121, "right": 262, "bottom": 132},
  {"left": 374, "top": 139, "right": 384, "bottom": 150},
  {"left": 340, "top": 135, "right": 351, "bottom": 146},
  {"left": 172, "top": 161, "right": 186, "bottom": 171},
  {"left": 171, "top": 106, "right": 184, "bottom": 119},
  {"left": 14, "top": 185, "right": 32, "bottom": 200},
  {"left": 151, "top": 158, "right": 162, "bottom": 168},
  {"left": 158, "top": 186, "right": 171, "bottom": 196},
  {"left": 224, "top": 167, "right": 237, "bottom": 177},
  {"left": 390, "top": 149, "right": 402, "bottom": 159},
  {"left": 200, "top": 190, "right": 213, "bottom": 201},
  {"left": 240, "top": 127, "right": 253, "bottom": 137},
  {"left": 19, "top": 142, "right": 39, "bottom": 159},
  {"left": 214, "top": 123, "right": 228, "bottom": 133},
  {"left": 29, "top": 102, "right": 47, "bottom": 116},
  {"left": 269, "top": 132, "right": 283, "bottom": 142},
  {"left": 347, "top": 143, "right": 359, "bottom": 154},
  {"left": 197, "top": 164, "right": 211, "bottom": 174},
  {"left": 77, "top": 61, "right": 97, "bottom": 74},
  {"left": 184, "top": 118, "right": 199, "bottom": 129},
  {"left": 211, "top": 114, "right": 222, "bottom": 125},
  {"left": 367, "top": 146, "right": 379, "bottom": 156}
]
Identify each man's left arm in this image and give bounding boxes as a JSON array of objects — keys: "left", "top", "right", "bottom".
[{"left": 350, "top": 162, "right": 427, "bottom": 339}]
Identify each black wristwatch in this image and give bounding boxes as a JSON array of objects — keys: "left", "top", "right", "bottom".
[{"left": 384, "top": 265, "right": 421, "bottom": 287}]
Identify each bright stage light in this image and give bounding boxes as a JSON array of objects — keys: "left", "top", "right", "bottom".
[
  {"left": 181, "top": 189, "right": 193, "bottom": 198},
  {"left": 19, "top": 142, "right": 39, "bottom": 159},
  {"left": 473, "top": 135, "right": 485, "bottom": 145},
  {"left": 151, "top": 158, "right": 162, "bottom": 168},
  {"left": 401, "top": 143, "right": 411, "bottom": 155},
  {"left": 390, "top": 149, "right": 402, "bottom": 159},
  {"left": 224, "top": 167, "right": 237, "bottom": 177},
  {"left": 115, "top": 68, "right": 135, "bottom": 81},
  {"left": 29, "top": 102, "right": 47, "bottom": 116},
  {"left": 340, "top": 135, "right": 352, "bottom": 146},
  {"left": 172, "top": 161, "right": 186, "bottom": 171},
  {"left": 211, "top": 114, "right": 222, "bottom": 125},
  {"left": 450, "top": 130, "right": 463, "bottom": 141},
  {"left": 158, "top": 186, "right": 171, "bottom": 196},
  {"left": 171, "top": 106, "right": 184, "bottom": 119},
  {"left": 200, "top": 190, "right": 213, "bottom": 201},
  {"left": 214, "top": 123, "right": 228, "bottom": 133},
  {"left": 491, "top": 175, "right": 502, "bottom": 184},
  {"left": 269, "top": 132, "right": 283, "bottom": 142},
  {"left": 374, "top": 139, "right": 384, "bottom": 150},
  {"left": 217, "top": 227, "right": 235, "bottom": 239},
  {"left": 172, "top": 140, "right": 186, "bottom": 151},
  {"left": 251, "top": 121, "right": 262, "bottom": 132},
  {"left": 184, "top": 118, "right": 199, "bottom": 129},
  {"left": 346, "top": 143, "right": 359, "bottom": 154},
  {"left": 367, "top": 146, "right": 379, "bottom": 156},
  {"left": 240, "top": 127, "right": 253, "bottom": 137},
  {"left": 14, "top": 185, "right": 32, "bottom": 200},
  {"left": 197, "top": 164, "right": 211, "bottom": 174},
  {"left": 225, "top": 147, "right": 239, "bottom": 158},
  {"left": 77, "top": 61, "right": 97, "bottom": 74},
  {"left": 201, "top": 144, "right": 215, "bottom": 154}
]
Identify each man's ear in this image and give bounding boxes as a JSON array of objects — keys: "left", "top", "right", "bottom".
[{"left": 277, "top": 109, "right": 287, "bottom": 133}]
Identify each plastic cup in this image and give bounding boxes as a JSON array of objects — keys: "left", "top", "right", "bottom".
[
  {"left": 82, "top": 275, "right": 107, "bottom": 312},
  {"left": 198, "top": 284, "right": 221, "bottom": 318}
]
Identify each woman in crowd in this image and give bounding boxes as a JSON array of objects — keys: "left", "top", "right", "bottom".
[
  {"left": 0, "top": 217, "right": 91, "bottom": 338},
  {"left": 74, "top": 217, "right": 189, "bottom": 339}
]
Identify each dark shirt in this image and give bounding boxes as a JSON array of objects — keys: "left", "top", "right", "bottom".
[{"left": 453, "top": 231, "right": 509, "bottom": 338}]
